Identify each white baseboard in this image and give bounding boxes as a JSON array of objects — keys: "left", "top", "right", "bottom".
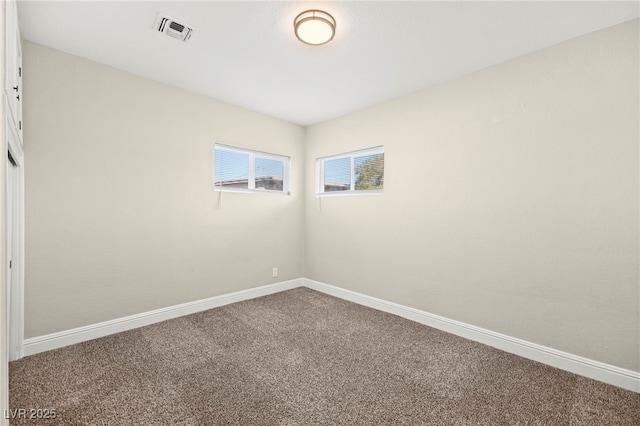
[
  {"left": 22, "top": 278, "right": 304, "bottom": 358},
  {"left": 304, "top": 278, "right": 640, "bottom": 393},
  {"left": 20, "top": 277, "right": 639, "bottom": 393}
]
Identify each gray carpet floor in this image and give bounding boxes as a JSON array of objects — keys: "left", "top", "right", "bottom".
[{"left": 9, "top": 287, "right": 640, "bottom": 425}]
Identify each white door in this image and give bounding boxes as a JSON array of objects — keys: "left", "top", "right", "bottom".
[
  {"left": 6, "top": 153, "right": 14, "bottom": 361},
  {"left": 6, "top": 152, "right": 20, "bottom": 361}
]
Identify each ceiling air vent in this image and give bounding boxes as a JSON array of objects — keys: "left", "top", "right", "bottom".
[{"left": 155, "top": 14, "right": 194, "bottom": 42}]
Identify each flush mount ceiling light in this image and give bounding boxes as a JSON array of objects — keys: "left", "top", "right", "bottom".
[{"left": 294, "top": 10, "right": 336, "bottom": 46}]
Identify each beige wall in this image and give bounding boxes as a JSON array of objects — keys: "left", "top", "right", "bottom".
[
  {"left": 23, "top": 42, "right": 305, "bottom": 338},
  {"left": 23, "top": 19, "right": 639, "bottom": 373},
  {"left": 305, "top": 19, "right": 639, "bottom": 371}
]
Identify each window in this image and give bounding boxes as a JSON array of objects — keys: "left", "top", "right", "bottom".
[
  {"left": 316, "top": 147, "right": 384, "bottom": 195},
  {"left": 214, "top": 144, "right": 290, "bottom": 194}
]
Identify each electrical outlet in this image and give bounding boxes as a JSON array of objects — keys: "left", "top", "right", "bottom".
[{"left": 272, "top": 267, "right": 278, "bottom": 278}]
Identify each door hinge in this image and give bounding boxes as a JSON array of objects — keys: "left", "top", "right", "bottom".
[
  {"left": 19, "top": 120, "right": 21, "bottom": 130},
  {"left": 9, "top": 260, "right": 12, "bottom": 269},
  {"left": 19, "top": 67, "right": 21, "bottom": 77}
]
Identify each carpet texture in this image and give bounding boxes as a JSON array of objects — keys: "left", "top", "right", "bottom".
[{"left": 9, "top": 288, "right": 640, "bottom": 425}]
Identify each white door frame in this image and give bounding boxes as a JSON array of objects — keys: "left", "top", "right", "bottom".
[{"left": 6, "top": 116, "right": 23, "bottom": 361}]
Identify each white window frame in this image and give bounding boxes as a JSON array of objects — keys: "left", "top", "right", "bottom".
[
  {"left": 214, "top": 143, "right": 291, "bottom": 195},
  {"left": 316, "top": 146, "right": 384, "bottom": 196}
]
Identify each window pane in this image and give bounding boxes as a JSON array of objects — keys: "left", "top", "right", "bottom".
[
  {"left": 255, "top": 157, "right": 284, "bottom": 191},
  {"left": 324, "top": 157, "right": 351, "bottom": 192},
  {"left": 215, "top": 148, "right": 249, "bottom": 189},
  {"left": 354, "top": 153, "right": 384, "bottom": 190}
]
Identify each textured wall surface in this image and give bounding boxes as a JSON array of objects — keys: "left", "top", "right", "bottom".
[
  {"left": 22, "top": 19, "right": 639, "bottom": 373},
  {"left": 23, "top": 42, "right": 305, "bottom": 338},
  {"left": 305, "top": 19, "right": 639, "bottom": 371}
]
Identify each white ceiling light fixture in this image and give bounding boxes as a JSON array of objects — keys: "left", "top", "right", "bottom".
[{"left": 294, "top": 10, "right": 336, "bottom": 46}]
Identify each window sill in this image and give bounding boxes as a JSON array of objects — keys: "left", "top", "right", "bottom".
[
  {"left": 215, "top": 188, "right": 290, "bottom": 196},
  {"left": 315, "top": 190, "right": 383, "bottom": 197}
]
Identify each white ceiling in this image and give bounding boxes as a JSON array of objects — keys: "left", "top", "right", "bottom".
[{"left": 18, "top": 1, "right": 640, "bottom": 126}]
